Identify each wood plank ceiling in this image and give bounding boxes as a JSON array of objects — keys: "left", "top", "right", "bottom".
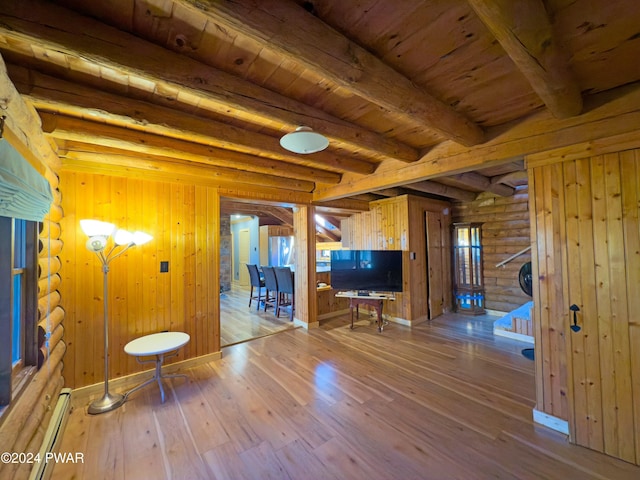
[{"left": 0, "top": 0, "right": 639, "bottom": 233}]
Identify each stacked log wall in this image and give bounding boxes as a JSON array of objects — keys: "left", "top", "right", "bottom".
[
  {"left": 0, "top": 176, "right": 66, "bottom": 480},
  {"left": 452, "top": 186, "right": 532, "bottom": 313}
]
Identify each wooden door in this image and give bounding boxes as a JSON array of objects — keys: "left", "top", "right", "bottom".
[
  {"left": 530, "top": 151, "right": 640, "bottom": 465},
  {"left": 425, "top": 212, "right": 444, "bottom": 319},
  {"left": 238, "top": 229, "right": 250, "bottom": 286},
  {"left": 563, "top": 154, "right": 639, "bottom": 464}
]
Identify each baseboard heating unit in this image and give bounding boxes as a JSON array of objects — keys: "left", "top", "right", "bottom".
[{"left": 28, "top": 388, "right": 72, "bottom": 480}]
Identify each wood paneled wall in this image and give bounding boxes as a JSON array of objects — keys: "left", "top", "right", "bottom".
[
  {"left": 58, "top": 172, "right": 220, "bottom": 389},
  {"left": 293, "top": 206, "right": 317, "bottom": 327},
  {"left": 0, "top": 175, "right": 65, "bottom": 480},
  {"left": 528, "top": 140, "right": 640, "bottom": 465},
  {"left": 341, "top": 195, "right": 451, "bottom": 323},
  {"left": 452, "top": 188, "right": 532, "bottom": 313}
]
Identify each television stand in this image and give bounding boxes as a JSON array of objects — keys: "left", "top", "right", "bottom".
[{"left": 335, "top": 292, "right": 394, "bottom": 332}]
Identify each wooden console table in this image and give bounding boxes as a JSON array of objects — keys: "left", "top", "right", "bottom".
[{"left": 335, "top": 292, "right": 395, "bottom": 332}]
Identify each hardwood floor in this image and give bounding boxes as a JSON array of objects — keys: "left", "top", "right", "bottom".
[
  {"left": 220, "top": 283, "right": 297, "bottom": 347},
  {"left": 53, "top": 312, "right": 640, "bottom": 479}
]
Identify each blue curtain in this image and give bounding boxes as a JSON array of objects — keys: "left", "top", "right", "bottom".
[{"left": 0, "top": 139, "right": 52, "bottom": 221}]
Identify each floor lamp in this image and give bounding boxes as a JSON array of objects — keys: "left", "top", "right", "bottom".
[{"left": 80, "top": 219, "right": 153, "bottom": 415}]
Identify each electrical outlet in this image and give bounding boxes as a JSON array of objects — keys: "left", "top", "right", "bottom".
[{"left": 160, "top": 261, "right": 169, "bottom": 273}]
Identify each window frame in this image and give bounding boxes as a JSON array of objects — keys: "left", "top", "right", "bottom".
[
  {"left": 452, "top": 222, "right": 485, "bottom": 315},
  {"left": 0, "top": 216, "right": 39, "bottom": 412}
]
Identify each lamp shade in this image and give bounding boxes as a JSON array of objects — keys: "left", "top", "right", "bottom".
[
  {"left": 113, "top": 229, "right": 134, "bottom": 245},
  {"left": 280, "top": 126, "right": 329, "bottom": 154},
  {"left": 80, "top": 219, "right": 115, "bottom": 237},
  {"left": 132, "top": 231, "right": 153, "bottom": 245}
]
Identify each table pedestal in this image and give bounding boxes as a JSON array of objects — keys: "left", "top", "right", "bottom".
[
  {"left": 125, "top": 351, "right": 188, "bottom": 403},
  {"left": 124, "top": 332, "right": 190, "bottom": 403}
]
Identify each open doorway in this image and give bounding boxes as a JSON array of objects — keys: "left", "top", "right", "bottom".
[{"left": 220, "top": 199, "right": 297, "bottom": 347}]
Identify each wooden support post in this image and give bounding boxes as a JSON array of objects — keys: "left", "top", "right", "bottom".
[{"left": 293, "top": 205, "right": 318, "bottom": 328}]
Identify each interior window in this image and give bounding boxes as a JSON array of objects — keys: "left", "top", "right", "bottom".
[{"left": 0, "top": 217, "right": 38, "bottom": 409}]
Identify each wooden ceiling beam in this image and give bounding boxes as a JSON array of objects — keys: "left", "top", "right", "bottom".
[
  {"left": 491, "top": 170, "right": 528, "bottom": 186},
  {"left": 314, "top": 82, "right": 640, "bottom": 201},
  {"left": 345, "top": 193, "right": 383, "bottom": 202},
  {"left": 0, "top": 1, "right": 417, "bottom": 163},
  {"left": 404, "top": 181, "right": 476, "bottom": 202},
  {"left": 312, "top": 198, "right": 370, "bottom": 213},
  {"left": 318, "top": 215, "right": 342, "bottom": 234},
  {"left": 315, "top": 223, "right": 340, "bottom": 242},
  {"left": 40, "top": 113, "right": 341, "bottom": 184},
  {"left": 181, "top": 0, "right": 484, "bottom": 147},
  {"left": 261, "top": 206, "right": 294, "bottom": 226},
  {"left": 374, "top": 188, "right": 408, "bottom": 198},
  {"left": 218, "top": 186, "right": 311, "bottom": 206},
  {"left": 314, "top": 210, "right": 352, "bottom": 220},
  {"left": 220, "top": 202, "right": 263, "bottom": 216},
  {"left": 447, "top": 172, "right": 515, "bottom": 197},
  {"left": 468, "top": 0, "right": 582, "bottom": 118},
  {"left": 60, "top": 158, "right": 315, "bottom": 197},
  {"left": 60, "top": 153, "right": 315, "bottom": 192},
  {"left": 8, "top": 64, "right": 376, "bottom": 176}
]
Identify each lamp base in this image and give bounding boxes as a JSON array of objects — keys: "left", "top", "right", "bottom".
[{"left": 87, "top": 391, "right": 126, "bottom": 415}]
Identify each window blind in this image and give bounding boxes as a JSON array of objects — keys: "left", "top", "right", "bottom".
[{"left": 0, "top": 139, "right": 52, "bottom": 221}]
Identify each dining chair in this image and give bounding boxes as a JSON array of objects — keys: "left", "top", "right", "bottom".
[
  {"left": 274, "top": 266, "right": 295, "bottom": 321},
  {"left": 261, "top": 265, "right": 279, "bottom": 313},
  {"left": 246, "top": 264, "right": 265, "bottom": 310}
]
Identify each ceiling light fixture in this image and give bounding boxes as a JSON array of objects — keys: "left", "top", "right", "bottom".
[{"left": 280, "top": 126, "right": 329, "bottom": 154}]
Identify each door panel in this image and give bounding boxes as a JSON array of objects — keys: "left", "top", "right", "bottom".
[
  {"left": 425, "top": 212, "right": 444, "bottom": 319},
  {"left": 531, "top": 150, "right": 640, "bottom": 464}
]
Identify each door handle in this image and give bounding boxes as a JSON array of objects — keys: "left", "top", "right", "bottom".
[{"left": 569, "top": 304, "right": 581, "bottom": 332}]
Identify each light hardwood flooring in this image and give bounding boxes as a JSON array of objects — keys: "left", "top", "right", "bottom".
[
  {"left": 53, "top": 312, "right": 640, "bottom": 479},
  {"left": 220, "top": 283, "right": 297, "bottom": 347}
]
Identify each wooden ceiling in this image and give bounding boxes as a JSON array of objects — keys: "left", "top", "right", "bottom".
[{"left": 1, "top": 0, "right": 639, "bottom": 229}]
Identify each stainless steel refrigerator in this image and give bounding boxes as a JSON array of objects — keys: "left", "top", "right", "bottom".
[{"left": 269, "top": 236, "right": 295, "bottom": 267}]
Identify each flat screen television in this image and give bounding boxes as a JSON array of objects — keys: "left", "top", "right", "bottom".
[{"left": 330, "top": 250, "right": 403, "bottom": 292}]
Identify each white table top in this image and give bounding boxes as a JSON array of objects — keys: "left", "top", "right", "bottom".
[
  {"left": 335, "top": 291, "right": 395, "bottom": 300},
  {"left": 124, "top": 332, "right": 190, "bottom": 356}
]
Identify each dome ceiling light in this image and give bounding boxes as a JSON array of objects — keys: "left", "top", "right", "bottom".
[{"left": 279, "top": 126, "right": 329, "bottom": 154}]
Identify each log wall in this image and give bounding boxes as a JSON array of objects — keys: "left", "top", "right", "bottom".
[
  {"left": 58, "top": 171, "right": 220, "bottom": 389},
  {"left": 0, "top": 176, "right": 66, "bottom": 480},
  {"left": 452, "top": 187, "right": 532, "bottom": 313}
]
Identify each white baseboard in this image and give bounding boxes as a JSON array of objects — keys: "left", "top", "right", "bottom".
[
  {"left": 533, "top": 408, "right": 569, "bottom": 435},
  {"left": 494, "top": 328, "right": 535, "bottom": 344},
  {"left": 485, "top": 309, "right": 508, "bottom": 317}
]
